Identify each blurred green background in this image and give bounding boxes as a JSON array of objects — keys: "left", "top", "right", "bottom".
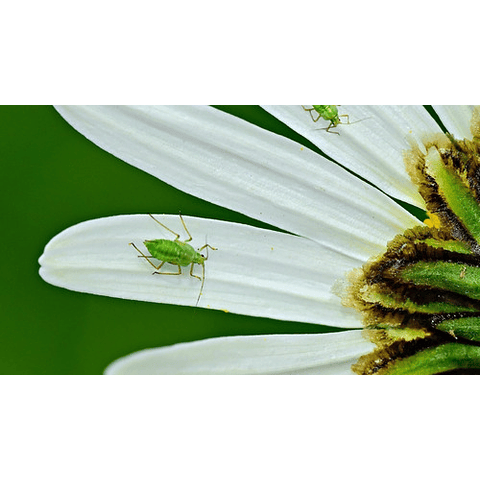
[{"left": 2, "top": 105, "right": 357, "bottom": 374}]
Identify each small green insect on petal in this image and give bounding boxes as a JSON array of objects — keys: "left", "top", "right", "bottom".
[
  {"left": 144, "top": 238, "right": 198, "bottom": 267},
  {"left": 131, "top": 214, "right": 217, "bottom": 306},
  {"left": 301, "top": 105, "right": 350, "bottom": 134},
  {"left": 311, "top": 105, "right": 339, "bottom": 123}
]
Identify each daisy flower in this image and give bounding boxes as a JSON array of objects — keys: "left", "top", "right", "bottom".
[{"left": 38, "top": 105, "right": 480, "bottom": 374}]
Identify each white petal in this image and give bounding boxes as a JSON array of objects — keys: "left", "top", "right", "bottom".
[
  {"left": 55, "top": 105, "right": 421, "bottom": 260},
  {"left": 39, "top": 215, "right": 364, "bottom": 328},
  {"left": 262, "top": 105, "right": 440, "bottom": 208},
  {"left": 104, "top": 330, "right": 373, "bottom": 374},
  {"left": 432, "top": 105, "right": 475, "bottom": 140}
]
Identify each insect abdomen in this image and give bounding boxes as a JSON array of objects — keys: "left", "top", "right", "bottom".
[
  {"left": 144, "top": 239, "right": 196, "bottom": 266},
  {"left": 314, "top": 105, "right": 338, "bottom": 120}
]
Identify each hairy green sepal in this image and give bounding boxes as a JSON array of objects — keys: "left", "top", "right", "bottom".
[
  {"left": 400, "top": 261, "right": 480, "bottom": 300},
  {"left": 381, "top": 344, "right": 480, "bottom": 375},
  {"left": 436, "top": 317, "right": 480, "bottom": 342},
  {"left": 425, "top": 146, "right": 480, "bottom": 245}
]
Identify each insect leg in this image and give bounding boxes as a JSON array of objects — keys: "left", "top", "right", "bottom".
[
  {"left": 152, "top": 264, "right": 182, "bottom": 275},
  {"left": 148, "top": 214, "right": 180, "bottom": 241},
  {"left": 130, "top": 242, "right": 162, "bottom": 270},
  {"left": 301, "top": 105, "right": 320, "bottom": 122},
  {"left": 189, "top": 262, "right": 202, "bottom": 281},
  {"left": 178, "top": 214, "right": 193, "bottom": 243},
  {"left": 325, "top": 122, "right": 340, "bottom": 135}
]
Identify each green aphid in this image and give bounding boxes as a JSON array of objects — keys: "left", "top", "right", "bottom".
[
  {"left": 130, "top": 214, "right": 217, "bottom": 306},
  {"left": 302, "top": 105, "right": 350, "bottom": 134}
]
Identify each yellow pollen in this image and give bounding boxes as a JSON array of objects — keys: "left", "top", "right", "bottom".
[{"left": 424, "top": 212, "right": 441, "bottom": 229}]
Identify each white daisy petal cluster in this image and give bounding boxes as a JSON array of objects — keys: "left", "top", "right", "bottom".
[{"left": 39, "top": 105, "right": 474, "bottom": 374}]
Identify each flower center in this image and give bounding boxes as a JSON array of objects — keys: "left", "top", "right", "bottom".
[{"left": 346, "top": 107, "right": 480, "bottom": 374}]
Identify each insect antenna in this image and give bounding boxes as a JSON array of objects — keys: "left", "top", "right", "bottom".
[{"left": 196, "top": 262, "right": 205, "bottom": 307}]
